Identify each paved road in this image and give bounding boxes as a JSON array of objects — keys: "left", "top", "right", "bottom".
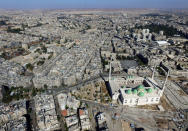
[
  {"left": 48, "top": 72, "right": 128, "bottom": 95},
  {"left": 46, "top": 73, "right": 188, "bottom": 130},
  {"left": 155, "top": 78, "right": 188, "bottom": 109},
  {"left": 49, "top": 74, "right": 103, "bottom": 95},
  {"left": 80, "top": 99, "right": 176, "bottom": 131}
]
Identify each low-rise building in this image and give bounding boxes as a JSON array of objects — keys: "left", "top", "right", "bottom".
[
  {"left": 96, "top": 112, "right": 109, "bottom": 131},
  {"left": 79, "top": 108, "right": 91, "bottom": 130},
  {"left": 34, "top": 95, "right": 60, "bottom": 131},
  {"left": 0, "top": 100, "right": 27, "bottom": 131},
  {"left": 155, "top": 41, "right": 170, "bottom": 46}
]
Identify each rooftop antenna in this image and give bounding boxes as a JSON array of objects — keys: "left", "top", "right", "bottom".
[{"left": 152, "top": 64, "right": 156, "bottom": 80}]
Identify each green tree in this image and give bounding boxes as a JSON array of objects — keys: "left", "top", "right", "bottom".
[
  {"left": 41, "top": 46, "right": 47, "bottom": 53},
  {"left": 25, "top": 63, "right": 34, "bottom": 71},
  {"left": 32, "top": 88, "right": 37, "bottom": 96}
]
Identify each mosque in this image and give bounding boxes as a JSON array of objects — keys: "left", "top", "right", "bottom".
[{"left": 108, "top": 63, "right": 169, "bottom": 106}]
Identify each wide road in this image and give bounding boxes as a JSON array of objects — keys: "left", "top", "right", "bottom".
[
  {"left": 48, "top": 72, "right": 127, "bottom": 95},
  {"left": 80, "top": 99, "right": 176, "bottom": 131},
  {"left": 155, "top": 78, "right": 188, "bottom": 110}
]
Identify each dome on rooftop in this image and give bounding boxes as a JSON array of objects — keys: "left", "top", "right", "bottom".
[
  {"left": 138, "top": 92, "right": 145, "bottom": 97},
  {"left": 147, "top": 88, "right": 152, "bottom": 93},
  {"left": 133, "top": 89, "right": 138, "bottom": 94},
  {"left": 126, "top": 89, "right": 132, "bottom": 94},
  {"left": 138, "top": 85, "right": 144, "bottom": 89},
  {"left": 137, "top": 85, "right": 144, "bottom": 91}
]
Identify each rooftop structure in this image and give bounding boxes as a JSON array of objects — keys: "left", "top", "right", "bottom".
[
  {"left": 96, "top": 112, "right": 106, "bottom": 125},
  {"left": 57, "top": 93, "right": 80, "bottom": 111},
  {"left": 57, "top": 93, "right": 68, "bottom": 110},
  {"left": 0, "top": 116, "right": 27, "bottom": 131},
  {"left": 96, "top": 112, "right": 109, "bottom": 131},
  {"left": 0, "top": 100, "right": 26, "bottom": 125},
  {"left": 65, "top": 114, "right": 79, "bottom": 128},
  {"left": 155, "top": 41, "right": 170, "bottom": 46},
  {"left": 0, "top": 100, "right": 27, "bottom": 131},
  {"left": 0, "top": 59, "right": 32, "bottom": 87}
]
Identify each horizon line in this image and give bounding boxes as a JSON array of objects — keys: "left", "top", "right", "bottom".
[{"left": 0, "top": 7, "right": 188, "bottom": 10}]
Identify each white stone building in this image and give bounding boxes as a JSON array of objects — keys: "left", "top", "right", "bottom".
[
  {"left": 119, "top": 77, "right": 162, "bottom": 106},
  {"left": 108, "top": 63, "right": 169, "bottom": 106}
]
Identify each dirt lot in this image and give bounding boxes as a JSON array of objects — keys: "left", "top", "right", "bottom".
[
  {"left": 177, "top": 89, "right": 187, "bottom": 96},
  {"left": 154, "top": 118, "right": 177, "bottom": 130},
  {"left": 137, "top": 104, "right": 158, "bottom": 110},
  {"left": 136, "top": 95, "right": 176, "bottom": 111},
  {"left": 105, "top": 113, "right": 123, "bottom": 131},
  {"left": 73, "top": 80, "right": 111, "bottom": 104},
  {"left": 121, "top": 120, "right": 131, "bottom": 131},
  {"left": 155, "top": 118, "right": 169, "bottom": 129},
  {"left": 160, "top": 95, "right": 176, "bottom": 111}
]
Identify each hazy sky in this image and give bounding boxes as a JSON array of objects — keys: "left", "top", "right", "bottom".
[{"left": 0, "top": 0, "right": 188, "bottom": 9}]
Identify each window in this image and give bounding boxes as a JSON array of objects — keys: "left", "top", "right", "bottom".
[
  {"left": 156, "top": 98, "right": 159, "bottom": 101},
  {"left": 124, "top": 100, "right": 127, "bottom": 103},
  {"left": 151, "top": 98, "right": 154, "bottom": 102}
]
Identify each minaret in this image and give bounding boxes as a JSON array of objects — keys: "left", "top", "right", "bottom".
[
  {"left": 160, "top": 70, "right": 169, "bottom": 97},
  {"left": 152, "top": 64, "right": 156, "bottom": 80},
  {"left": 109, "top": 62, "right": 112, "bottom": 81},
  {"left": 163, "top": 70, "right": 169, "bottom": 89}
]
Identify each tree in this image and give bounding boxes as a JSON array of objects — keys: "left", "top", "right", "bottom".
[
  {"left": 7, "top": 26, "right": 22, "bottom": 33},
  {"left": 176, "top": 64, "right": 183, "bottom": 70},
  {"left": 26, "top": 63, "right": 34, "bottom": 71},
  {"left": 37, "top": 60, "right": 45, "bottom": 66},
  {"left": 0, "top": 20, "right": 6, "bottom": 25},
  {"left": 34, "top": 48, "right": 41, "bottom": 53},
  {"left": 2, "top": 86, "right": 12, "bottom": 103},
  {"left": 44, "top": 84, "right": 48, "bottom": 89},
  {"left": 48, "top": 53, "right": 53, "bottom": 59},
  {"left": 136, "top": 24, "right": 186, "bottom": 38},
  {"left": 0, "top": 52, "right": 7, "bottom": 58},
  {"left": 65, "top": 105, "right": 69, "bottom": 109},
  {"left": 86, "top": 25, "right": 91, "bottom": 30},
  {"left": 41, "top": 46, "right": 47, "bottom": 53},
  {"left": 32, "top": 88, "right": 37, "bottom": 96}
]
